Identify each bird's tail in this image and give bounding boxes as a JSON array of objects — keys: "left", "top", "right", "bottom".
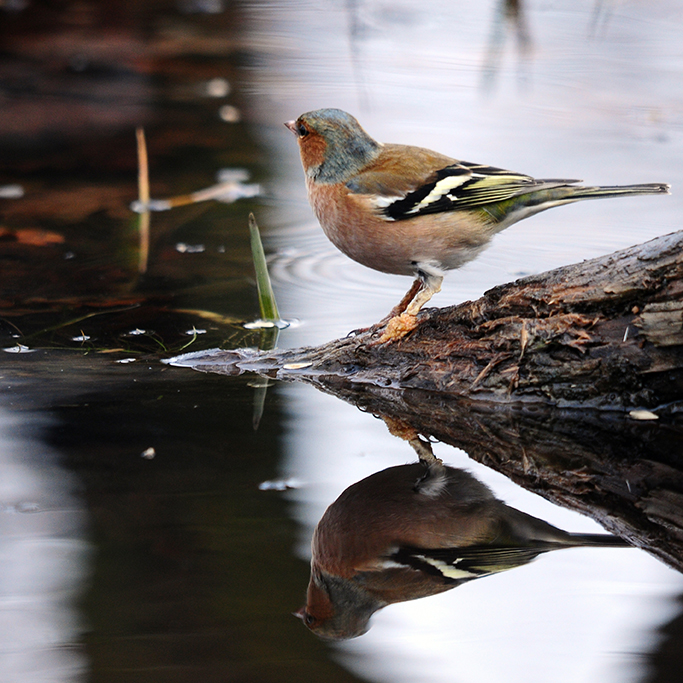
[
  {"left": 491, "top": 181, "right": 670, "bottom": 231},
  {"left": 563, "top": 532, "right": 631, "bottom": 548},
  {"left": 560, "top": 183, "right": 670, "bottom": 201},
  {"left": 503, "top": 507, "right": 631, "bottom": 548}
]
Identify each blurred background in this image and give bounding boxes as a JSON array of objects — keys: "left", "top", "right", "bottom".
[{"left": 1, "top": 1, "right": 683, "bottom": 682}]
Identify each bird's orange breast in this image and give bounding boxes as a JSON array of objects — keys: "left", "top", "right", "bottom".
[{"left": 304, "top": 179, "right": 497, "bottom": 276}]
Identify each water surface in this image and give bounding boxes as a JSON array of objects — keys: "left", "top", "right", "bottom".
[{"left": 1, "top": 1, "right": 683, "bottom": 682}]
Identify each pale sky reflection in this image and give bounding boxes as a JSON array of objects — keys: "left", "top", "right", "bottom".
[{"left": 0, "top": 410, "right": 89, "bottom": 683}]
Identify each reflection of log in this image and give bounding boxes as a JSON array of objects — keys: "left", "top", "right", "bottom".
[
  {"left": 169, "top": 231, "right": 683, "bottom": 570},
  {"left": 330, "top": 388, "right": 683, "bottom": 573}
]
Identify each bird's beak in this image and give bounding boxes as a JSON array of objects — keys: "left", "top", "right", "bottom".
[
  {"left": 292, "top": 606, "right": 306, "bottom": 620},
  {"left": 284, "top": 120, "right": 297, "bottom": 134}
]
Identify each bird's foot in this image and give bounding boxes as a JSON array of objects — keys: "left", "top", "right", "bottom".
[
  {"left": 381, "top": 416, "right": 442, "bottom": 465},
  {"left": 346, "top": 321, "right": 384, "bottom": 339},
  {"left": 377, "top": 312, "right": 419, "bottom": 343},
  {"left": 345, "top": 326, "right": 370, "bottom": 338}
]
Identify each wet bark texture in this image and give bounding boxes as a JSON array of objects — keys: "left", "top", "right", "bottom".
[{"left": 171, "top": 230, "right": 683, "bottom": 570}]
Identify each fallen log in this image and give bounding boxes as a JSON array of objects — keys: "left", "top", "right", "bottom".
[{"left": 173, "top": 229, "right": 683, "bottom": 409}]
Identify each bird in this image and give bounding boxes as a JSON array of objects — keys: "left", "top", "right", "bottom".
[
  {"left": 294, "top": 460, "right": 630, "bottom": 640},
  {"left": 285, "top": 108, "right": 670, "bottom": 342}
]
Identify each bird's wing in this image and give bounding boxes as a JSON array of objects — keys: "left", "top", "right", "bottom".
[
  {"left": 347, "top": 151, "right": 579, "bottom": 220},
  {"left": 390, "top": 543, "right": 557, "bottom": 582}
]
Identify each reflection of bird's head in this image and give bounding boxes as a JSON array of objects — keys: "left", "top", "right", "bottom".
[{"left": 295, "top": 567, "right": 383, "bottom": 640}]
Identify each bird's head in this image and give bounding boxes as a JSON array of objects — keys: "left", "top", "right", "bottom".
[
  {"left": 294, "top": 567, "right": 383, "bottom": 640},
  {"left": 285, "top": 108, "right": 381, "bottom": 184}
]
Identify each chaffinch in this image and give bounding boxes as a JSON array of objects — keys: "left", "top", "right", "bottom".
[
  {"left": 285, "top": 108, "right": 670, "bottom": 341},
  {"left": 295, "top": 459, "right": 629, "bottom": 640}
]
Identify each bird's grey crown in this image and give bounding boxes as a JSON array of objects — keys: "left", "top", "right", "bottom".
[{"left": 300, "top": 108, "right": 381, "bottom": 184}]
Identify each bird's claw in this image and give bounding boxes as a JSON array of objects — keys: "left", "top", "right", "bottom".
[{"left": 377, "top": 312, "right": 420, "bottom": 343}]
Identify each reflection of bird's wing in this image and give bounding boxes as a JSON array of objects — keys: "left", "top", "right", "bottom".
[{"left": 391, "top": 544, "right": 559, "bottom": 582}]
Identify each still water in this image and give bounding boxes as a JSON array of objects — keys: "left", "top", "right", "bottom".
[{"left": 1, "top": 1, "right": 683, "bottom": 682}]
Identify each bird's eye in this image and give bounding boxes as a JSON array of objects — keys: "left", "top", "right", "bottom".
[
  {"left": 304, "top": 613, "right": 315, "bottom": 626},
  {"left": 296, "top": 122, "right": 309, "bottom": 138}
]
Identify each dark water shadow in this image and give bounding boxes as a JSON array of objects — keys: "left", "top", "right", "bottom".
[{"left": 0, "top": 350, "right": 371, "bottom": 683}]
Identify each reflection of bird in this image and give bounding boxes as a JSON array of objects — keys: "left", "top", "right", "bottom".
[
  {"left": 285, "top": 108, "right": 669, "bottom": 341},
  {"left": 295, "top": 461, "right": 629, "bottom": 640}
]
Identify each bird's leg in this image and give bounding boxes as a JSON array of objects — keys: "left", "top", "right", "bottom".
[
  {"left": 378, "top": 273, "right": 443, "bottom": 343},
  {"left": 385, "top": 278, "right": 424, "bottom": 319},
  {"left": 346, "top": 279, "right": 424, "bottom": 338},
  {"left": 404, "top": 273, "right": 442, "bottom": 316},
  {"left": 381, "top": 415, "right": 447, "bottom": 494},
  {"left": 409, "top": 436, "right": 441, "bottom": 465},
  {"left": 381, "top": 416, "right": 442, "bottom": 465}
]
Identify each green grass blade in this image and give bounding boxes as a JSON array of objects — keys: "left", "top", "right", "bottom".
[{"left": 248, "top": 213, "right": 280, "bottom": 321}]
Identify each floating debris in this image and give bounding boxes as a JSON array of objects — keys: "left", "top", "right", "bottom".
[
  {"left": 247, "top": 379, "right": 271, "bottom": 388},
  {"left": 2, "top": 501, "right": 40, "bottom": 513},
  {"left": 130, "top": 171, "right": 259, "bottom": 213},
  {"left": 141, "top": 447, "right": 156, "bottom": 459},
  {"left": 219, "top": 105, "right": 241, "bottom": 123},
  {"left": 204, "top": 77, "right": 230, "bottom": 98},
  {"left": 130, "top": 198, "right": 172, "bottom": 212},
  {"left": 243, "top": 319, "right": 290, "bottom": 330},
  {"left": 217, "top": 168, "right": 249, "bottom": 183},
  {"left": 3, "top": 344, "right": 34, "bottom": 353},
  {"left": 176, "top": 242, "right": 206, "bottom": 254},
  {"left": 0, "top": 184, "right": 24, "bottom": 198},
  {"left": 628, "top": 409, "right": 659, "bottom": 421},
  {"left": 258, "top": 478, "right": 302, "bottom": 492},
  {"left": 0, "top": 226, "right": 64, "bottom": 245}
]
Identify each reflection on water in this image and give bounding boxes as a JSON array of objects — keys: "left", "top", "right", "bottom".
[
  {"left": 281, "top": 384, "right": 683, "bottom": 683},
  {"left": 0, "top": 409, "right": 89, "bottom": 681},
  {"left": 297, "top": 460, "right": 628, "bottom": 640}
]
